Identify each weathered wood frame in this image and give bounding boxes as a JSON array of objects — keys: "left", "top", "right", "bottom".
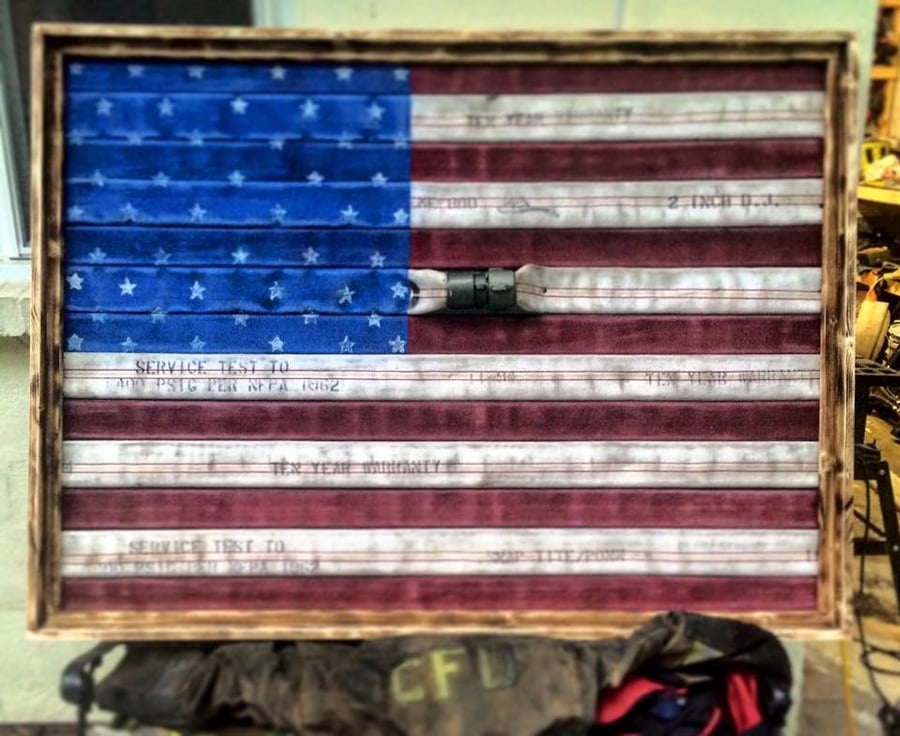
[{"left": 28, "top": 24, "right": 858, "bottom": 640}]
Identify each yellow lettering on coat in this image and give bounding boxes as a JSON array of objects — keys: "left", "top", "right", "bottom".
[
  {"left": 391, "top": 656, "right": 426, "bottom": 704},
  {"left": 430, "top": 647, "right": 466, "bottom": 701}
]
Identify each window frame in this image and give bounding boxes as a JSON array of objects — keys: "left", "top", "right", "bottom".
[{"left": 0, "top": 0, "right": 29, "bottom": 262}]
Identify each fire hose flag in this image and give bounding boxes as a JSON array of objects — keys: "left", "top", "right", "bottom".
[{"left": 59, "top": 58, "right": 824, "bottom": 612}]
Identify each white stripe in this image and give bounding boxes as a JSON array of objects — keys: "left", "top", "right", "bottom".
[
  {"left": 411, "top": 91, "right": 825, "bottom": 141},
  {"left": 410, "top": 179, "right": 823, "bottom": 228},
  {"left": 63, "top": 353, "right": 821, "bottom": 401},
  {"left": 409, "top": 266, "right": 822, "bottom": 315},
  {"left": 61, "top": 528, "right": 819, "bottom": 578},
  {"left": 62, "top": 439, "right": 819, "bottom": 489}
]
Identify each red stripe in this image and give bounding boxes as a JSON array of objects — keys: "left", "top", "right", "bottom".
[
  {"left": 409, "top": 227, "right": 823, "bottom": 268},
  {"left": 411, "top": 63, "right": 825, "bottom": 93},
  {"left": 61, "top": 575, "right": 818, "bottom": 612},
  {"left": 62, "top": 488, "right": 819, "bottom": 530},
  {"left": 63, "top": 400, "right": 820, "bottom": 441},
  {"left": 409, "top": 315, "right": 820, "bottom": 355},
  {"left": 411, "top": 140, "right": 823, "bottom": 182}
]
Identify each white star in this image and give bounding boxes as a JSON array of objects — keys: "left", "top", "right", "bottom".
[
  {"left": 190, "top": 336, "right": 206, "bottom": 351},
  {"left": 66, "top": 272, "right": 84, "bottom": 290},
  {"left": 271, "top": 64, "right": 287, "bottom": 80},
  {"left": 232, "top": 247, "right": 249, "bottom": 264},
  {"left": 67, "top": 130, "right": 87, "bottom": 145},
  {"left": 96, "top": 98, "right": 113, "bottom": 116},
  {"left": 371, "top": 172, "right": 388, "bottom": 187},
  {"left": 307, "top": 170, "right": 324, "bottom": 185},
  {"left": 341, "top": 204, "right": 359, "bottom": 222},
  {"left": 69, "top": 63, "right": 84, "bottom": 76},
  {"left": 302, "top": 247, "right": 319, "bottom": 265},
  {"left": 335, "top": 66, "right": 354, "bottom": 81},
  {"left": 150, "top": 307, "right": 167, "bottom": 324},
  {"left": 269, "top": 137, "right": 285, "bottom": 150},
  {"left": 67, "top": 334, "right": 84, "bottom": 351},
  {"left": 233, "top": 313, "right": 248, "bottom": 326},
  {"left": 127, "top": 65, "right": 144, "bottom": 78},
  {"left": 269, "top": 335, "right": 285, "bottom": 352},
  {"left": 119, "top": 277, "right": 137, "bottom": 296},
  {"left": 270, "top": 204, "right": 287, "bottom": 223},
  {"left": 120, "top": 202, "right": 138, "bottom": 222},
  {"left": 393, "top": 68, "right": 409, "bottom": 81},
  {"left": 152, "top": 171, "right": 170, "bottom": 187},
  {"left": 367, "top": 101, "right": 385, "bottom": 121},
  {"left": 230, "top": 97, "right": 248, "bottom": 114},
  {"left": 157, "top": 97, "right": 175, "bottom": 116},
  {"left": 187, "top": 65, "right": 205, "bottom": 79},
  {"left": 154, "top": 248, "right": 171, "bottom": 265},
  {"left": 189, "top": 203, "right": 207, "bottom": 222},
  {"left": 368, "top": 311, "right": 382, "bottom": 327},
  {"left": 337, "top": 132, "right": 355, "bottom": 149},
  {"left": 391, "top": 281, "right": 409, "bottom": 300},
  {"left": 300, "top": 99, "right": 319, "bottom": 118},
  {"left": 67, "top": 205, "right": 85, "bottom": 220},
  {"left": 369, "top": 251, "right": 385, "bottom": 268},
  {"left": 89, "top": 170, "right": 106, "bottom": 187},
  {"left": 121, "top": 336, "right": 138, "bottom": 352},
  {"left": 189, "top": 280, "right": 206, "bottom": 300},
  {"left": 389, "top": 335, "right": 407, "bottom": 353},
  {"left": 126, "top": 132, "right": 143, "bottom": 145},
  {"left": 188, "top": 129, "right": 204, "bottom": 146},
  {"left": 392, "top": 208, "right": 409, "bottom": 225},
  {"left": 269, "top": 281, "right": 285, "bottom": 300},
  {"left": 303, "top": 310, "right": 318, "bottom": 325},
  {"left": 337, "top": 284, "right": 355, "bottom": 304},
  {"left": 91, "top": 310, "right": 106, "bottom": 323},
  {"left": 393, "top": 136, "right": 408, "bottom": 148},
  {"left": 228, "top": 170, "right": 245, "bottom": 187},
  {"left": 339, "top": 336, "right": 355, "bottom": 353},
  {"left": 88, "top": 247, "right": 106, "bottom": 263}
]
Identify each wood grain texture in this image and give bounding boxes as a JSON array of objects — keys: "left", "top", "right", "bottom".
[
  {"left": 817, "top": 56, "right": 840, "bottom": 629},
  {"left": 27, "top": 26, "right": 68, "bottom": 633},
  {"left": 810, "top": 43, "right": 856, "bottom": 634},
  {"left": 27, "top": 25, "right": 857, "bottom": 639},
  {"left": 836, "top": 41, "right": 859, "bottom": 634},
  {"left": 35, "top": 23, "right": 852, "bottom": 63},
  {"left": 46, "top": 45, "right": 66, "bottom": 618},
  {"left": 26, "top": 24, "right": 48, "bottom": 634},
  {"left": 812, "top": 44, "right": 856, "bottom": 634},
  {"left": 34, "top": 608, "right": 846, "bottom": 642}
]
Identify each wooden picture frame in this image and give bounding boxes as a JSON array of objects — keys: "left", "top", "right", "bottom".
[{"left": 29, "top": 24, "right": 857, "bottom": 639}]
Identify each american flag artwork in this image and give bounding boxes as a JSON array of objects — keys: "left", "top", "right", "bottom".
[{"left": 55, "top": 55, "right": 829, "bottom": 617}]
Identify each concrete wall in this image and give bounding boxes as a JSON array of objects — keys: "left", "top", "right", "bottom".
[
  {"left": 0, "top": 338, "right": 88, "bottom": 720},
  {"left": 0, "top": 0, "right": 877, "bottom": 720}
]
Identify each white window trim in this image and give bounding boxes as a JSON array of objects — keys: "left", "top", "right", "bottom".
[
  {"left": 0, "top": 100, "right": 30, "bottom": 334},
  {"left": 0, "top": 79, "right": 30, "bottom": 342},
  {"left": 0, "top": 0, "right": 28, "bottom": 266},
  {"left": 0, "top": 56, "right": 27, "bottom": 267},
  {"left": 0, "top": 7, "right": 30, "bottom": 338}
]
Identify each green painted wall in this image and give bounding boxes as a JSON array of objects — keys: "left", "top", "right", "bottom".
[
  {"left": 290, "top": 0, "right": 877, "bottom": 136},
  {"left": 291, "top": 0, "right": 620, "bottom": 28},
  {"left": 0, "top": 0, "right": 877, "bottom": 721},
  {"left": 0, "top": 338, "right": 88, "bottom": 720}
]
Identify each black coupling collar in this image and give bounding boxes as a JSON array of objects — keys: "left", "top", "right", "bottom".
[{"left": 445, "top": 268, "right": 517, "bottom": 311}]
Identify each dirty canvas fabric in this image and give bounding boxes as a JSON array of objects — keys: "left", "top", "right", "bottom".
[
  {"left": 59, "top": 56, "right": 825, "bottom": 617},
  {"left": 187, "top": 636, "right": 596, "bottom": 735},
  {"left": 92, "top": 612, "right": 791, "bottom": 735}
]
